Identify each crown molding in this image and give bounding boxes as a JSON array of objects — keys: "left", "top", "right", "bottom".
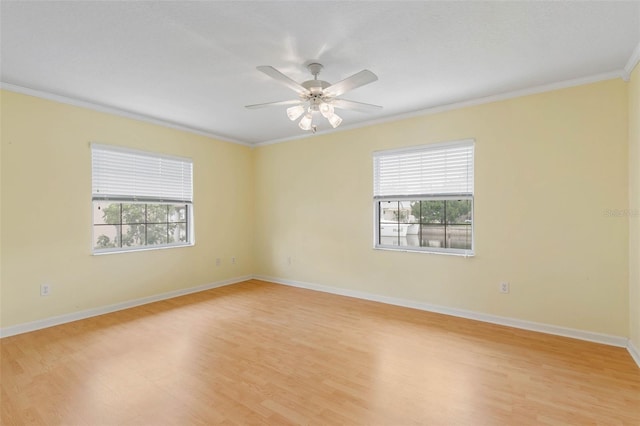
[
  {"left": 255, "top": 69, "right": 624, "bottom": 147},
  {"left": 0, "top": 82, "right": 253, "bottom": 147},
  {"left": 623, "top": 40, "right": 640, "bottom": 81},
  {"left": 2, "top": 63, "right": 630, "bottom": 149},
  {"left": 346, "top": 70, "right": 625, "bottom": 134}
]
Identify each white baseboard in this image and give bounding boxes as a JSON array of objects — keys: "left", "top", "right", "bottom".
[
  {"left": 254, "top": 275, "right": 631, "bottom": 350},
  {"left": 0, "top": 275, "right": 252, "bottom": 338},
  {"left": 628, "top": 340, "right": 640, "bottom": 368},
  {"left": 4, "top": 274, "right": 638, "bottom": 369}
]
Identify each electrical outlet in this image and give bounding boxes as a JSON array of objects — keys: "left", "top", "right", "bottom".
[
  {"left": 499, "top": 282, "right": 510, "bottom": 294},
  {"left": 287, "top": 256, "right": 292, "bottom": 265},
  {"left": 216, "top": 258, "right": 221, "bottom": 266},
  {"left": 231, "top": 257, "right": 236, "bottom": 264},
  {"left": 40, "top": 283, "right": 51, "bottom": 296}
]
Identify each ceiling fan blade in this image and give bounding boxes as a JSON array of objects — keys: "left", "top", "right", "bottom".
[
  {"left": 332, "top": 99, "right": 383, "bottom": 112},
  {"left": 245, "top": 100, "right": 302, "bottom": 109},
  {"left": 324, "top": 70, "right": 378, "bottom": 97},
  {"left": 256, "top": 66, "right": 309, "bottom": 96}
]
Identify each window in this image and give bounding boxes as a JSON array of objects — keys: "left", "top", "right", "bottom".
[
  {"left": 373, "top": 140, "right": 474, "bottom": 255},
  {"left": 91, "top": 144, "right": 193, "bottom": 253}
]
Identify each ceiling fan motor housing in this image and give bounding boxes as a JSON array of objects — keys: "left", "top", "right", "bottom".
[
  {"left": 301, "top": 79, "right": 330, "bottom": 96},
  {"left": 302, "top": 62, "right": 331, "bottom": 97}
]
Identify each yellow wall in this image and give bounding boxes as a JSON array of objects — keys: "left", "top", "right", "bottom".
[
  {"left": 1, "top": 76, "right": 634, "bottom": 340},
  {"left": 254, "top": 79, "right": 630, "bottom": 336},
  {"left": 0, "top": 90, "right": 254, "bottom": 327},
  {"left": 630, "top": 63, "right": 640, "bottom": 350}
]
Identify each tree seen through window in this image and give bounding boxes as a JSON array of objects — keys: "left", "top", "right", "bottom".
[{"left": 94, "top": 202, "right": 188, "bottom": 250}]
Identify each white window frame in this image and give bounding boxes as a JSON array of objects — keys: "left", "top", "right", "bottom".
[
  {"left": 91, "top": 143, "right": 194, "bottom": 254},
  {"left": 373, "top": 139, "right": 475, "bottom": 256}
]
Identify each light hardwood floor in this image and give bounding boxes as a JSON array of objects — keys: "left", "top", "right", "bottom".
[{"left": 2, "top": 279, "right": 639, "bottom": 425}]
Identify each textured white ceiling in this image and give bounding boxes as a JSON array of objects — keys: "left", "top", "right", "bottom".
[{"left": 1, "top": 1, "right": 639, "bottom": 145}]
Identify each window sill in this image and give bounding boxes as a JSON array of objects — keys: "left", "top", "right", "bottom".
[
  {"left": 373, "top": 246, "right": 474, "bottom": 257},
  {"left": 92, "top": 242, "right": 194, "bottom": 256}
]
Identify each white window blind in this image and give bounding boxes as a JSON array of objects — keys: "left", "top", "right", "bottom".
[
  {"left": 92, "top": 144, "right": 193, "bottom": 203},
  {"left": 373, "top": 140, "right": 474, "bottom": 198}
]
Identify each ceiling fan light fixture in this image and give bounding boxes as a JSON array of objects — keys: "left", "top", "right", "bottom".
[
  {"left": 319, "top": 102, "right": 334, "bottom": 118},
  {"left": 247, "top": 62, "right": 380, "bottom": 134},
  {"left": 286, "top": 105, "right": 305, "bottom": 121},
  {"left": 299, "top": 113, "right": 313, "bottom": 130},
  {"left": 327, "top": 113, "right": 342, "bottom": 128}
]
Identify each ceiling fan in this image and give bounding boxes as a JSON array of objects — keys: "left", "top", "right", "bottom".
[{"left": 246, "top": 62, "right": 381, "bottom": 133}]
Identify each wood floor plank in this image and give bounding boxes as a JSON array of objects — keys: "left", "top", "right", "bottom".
[{"left": 1, "top": 279, "right": 639, "bottom": 425}]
